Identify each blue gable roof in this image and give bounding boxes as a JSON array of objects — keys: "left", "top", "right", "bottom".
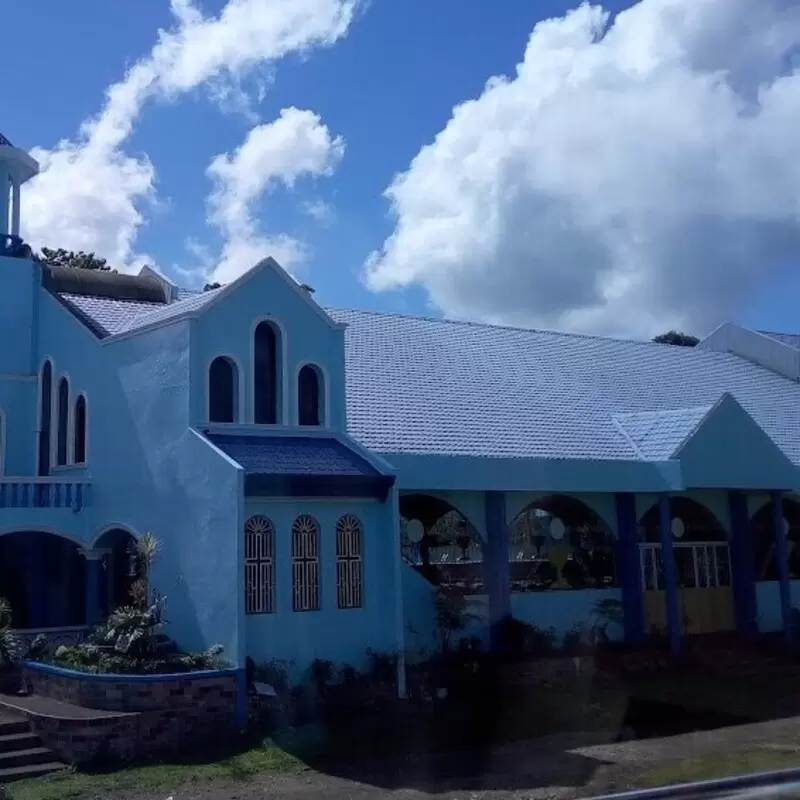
[{"left": 204, "top": 433, "right": 394, "bottom": 499}]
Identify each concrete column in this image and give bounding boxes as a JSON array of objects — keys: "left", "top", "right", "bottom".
[
  {"left": 728, "top": 491, "right": 757, "bottom": 637},
  {"left": 0, "top": 168, "right": 10, "bottom": 240},
  {"left": 11, "top": 178, "right": 20, "bottom": 236},
  {"left": 658, "top": 494, "right": 681, "bottom": 656},
  {"left": 485, "top": 491, "right": 510, "bottom": 650},
  {"left": 615, "top": 492, "right": 644, "bottom": 642},
  {"left": 80, "top": 549, "right": 105, "bottom": 627},
  {"left": 772, "top": 492, "right": 793, "bottom": 643}
]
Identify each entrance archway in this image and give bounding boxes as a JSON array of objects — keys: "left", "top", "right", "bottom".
[
  {"left": 0, "top": 532, "right": 86, "bottom": 628},
  {"left": 750, "top": 498, "right": 800, "bottom": 582},
  {"left": 94, "top": 528, "right": 139, "bottom": 615},
  {"left": 638, "top": 497, "right": 734, "bottom": 636},
  {"left": 399, "top": 494, "right": 484, "bottom": 594}
]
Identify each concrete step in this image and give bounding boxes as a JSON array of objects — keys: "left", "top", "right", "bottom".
[
  {"left": 0, "top": 746, "right": 57, "bottom": 770},
  {"left": 0, "top": 718, "right": 28, "bottom": 737},
  {"left": 0, "top": 731, "right": 40, "bottom": 753},
  {"left": 0, "top": 760, "right": 68, "bottom": 783}
]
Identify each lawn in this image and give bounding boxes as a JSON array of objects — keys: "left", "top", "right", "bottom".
[
  {"left": 3, "top": 739, "right": 305, "bottom": 800},
  {"left": 609, "top": 746, "right": 800, "bottom": 793}
]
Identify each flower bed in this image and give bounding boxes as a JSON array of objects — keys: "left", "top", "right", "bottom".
[{"left": 10, "top": 661, "right": 245, "bottom": 765}]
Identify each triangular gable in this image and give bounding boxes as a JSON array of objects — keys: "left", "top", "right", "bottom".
[
  {"left": 612, "top": 406, "right": 712, "bottom": 461},
  {"left": 675, "top": 393, "right": 796, "bottom": 490}
]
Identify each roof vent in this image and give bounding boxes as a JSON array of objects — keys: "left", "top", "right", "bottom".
[{"left": 42, "top": 265, "right": 169, "bottom": 303}]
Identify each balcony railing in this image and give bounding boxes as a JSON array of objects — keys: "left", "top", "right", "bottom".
[{"left": 0, "top": 478, "right": 89, "bottom": 510}]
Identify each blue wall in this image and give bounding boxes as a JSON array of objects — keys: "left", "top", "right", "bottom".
[
  {"left": 511, "top": 588, "right": 624, "bottom": 643},
  {"left": 244, "top": 499, "right": 398, "bottom": 680},
  {"left": 756, "top": 581, "right": 800, "bottom": 632}
]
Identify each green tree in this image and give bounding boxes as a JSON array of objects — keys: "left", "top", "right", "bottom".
[
  {"left": 37, "top": 247, "right": 112, "bottom": 271},
  {"left": 203, "top": 282, "right": 221, "bottom": 291},
  {"left": 653, "top": 330, "right": 699, "bottom": 347}
]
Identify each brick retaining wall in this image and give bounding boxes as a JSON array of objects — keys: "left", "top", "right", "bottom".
[
  {"left": 22, "top": 662, "right": 237, "bottom": 712},
  {"left": 15, "top": 662, "right": 243, "bottom": 765}
]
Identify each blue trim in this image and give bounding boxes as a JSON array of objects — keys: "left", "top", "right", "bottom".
[
  {"left": 658, "top": 495, "right": 681, "bottom": 656},
  {"left": 616, "top": 492, "right": 643, "bottom": 642},
  {"left": 773, "top": 492, "right": 793, "bottom": 644},
  {"left": 235, "top": 667, "right": 247, "bottom": 728},
  {"left": 244, "top": 473, "right": 394, "bottom": 499},
  {"left": 728, "top": 490, "right": 757, "bottom": 637},
  {"left": 484, "top": 490, "right": 510, "bottom": 649},
  {"left": 22, "top": 660, "right": 238, "bottom": 682}
]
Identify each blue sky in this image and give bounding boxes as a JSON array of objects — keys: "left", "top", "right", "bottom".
[{"left": 3, "top": 0, "right": 800, "bottom": 339}]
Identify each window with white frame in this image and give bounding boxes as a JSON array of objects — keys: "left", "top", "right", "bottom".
[
  {"left": 291, "top": 515, "right": 320, "bottom": 611},
  {"left": 336, "top": 514, "right": 363, "bottom": 609},
  {"left": 244, "top": 515, "right": 275, "bottom": 614}
]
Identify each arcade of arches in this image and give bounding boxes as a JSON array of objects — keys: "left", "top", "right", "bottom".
[
  {"left": 0, "top": 528, "right": 139, "bottom": 630},
  {"left": 399, "top": 492, "right": 800, "bottom": 640}
]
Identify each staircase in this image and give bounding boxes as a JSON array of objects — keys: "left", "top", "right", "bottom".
[{"left": 0, "top": 713, "right": 65, "bottom": 783}]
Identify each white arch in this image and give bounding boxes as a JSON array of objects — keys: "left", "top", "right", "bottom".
[
  {"left": 249, "top": 316, "right": 289, "bottom": 425},
  {"left": 91, "top": 522, "right": 142, "bottom": 547}
]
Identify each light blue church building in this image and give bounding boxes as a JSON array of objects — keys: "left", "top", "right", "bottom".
[{"left": 3, "top": 133, "right": 800, "bottom": 686}]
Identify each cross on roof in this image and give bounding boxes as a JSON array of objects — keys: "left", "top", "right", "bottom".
[{"left": 0, "top": 131, "right": 13, "bottom": 147}]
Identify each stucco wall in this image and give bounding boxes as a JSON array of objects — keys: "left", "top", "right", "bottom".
[
  {"left": 192, "top": 266, "right": 346, "bottom": 431},
  {"left": 244, "top": 498, "right": 397, "bottom": 679},
  {"left": 755, "top": 580, "right": 800, "bottom": 632}
]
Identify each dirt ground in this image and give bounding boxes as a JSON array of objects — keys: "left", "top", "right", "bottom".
[{"left": 111, "top": 717, "right": 800, "bottom": 800}]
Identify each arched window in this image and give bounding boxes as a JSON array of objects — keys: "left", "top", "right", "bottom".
[
  {"left": 209, "top": 356, "right": 238, "bottom": 423},
  {"left": 244, "top": 515, "right": 275, "bottom": 614},
  {"left": 38, "top": 360, "right": 52, "bottom": 476},
  {"left": 73, "top": 395, "right": 87, "bottom": 464},
  {"left": 56, "top": 376, "right": 69, "bottom": 466},
  {"left": 291, "top": 514, "right": 320, "bottom": 611},
  {"left": 254, "top": 321, "right": 280, "bottom": 424},
  {"left": 298, "top": 364, "right": 322, "bottom": 426},
  {"left": 336, "top": 515, "right": 363, "bottom": 608}
]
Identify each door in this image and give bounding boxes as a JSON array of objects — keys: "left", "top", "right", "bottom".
[{"left": 640, "top": 542, "right": 735, "bottom": 636}]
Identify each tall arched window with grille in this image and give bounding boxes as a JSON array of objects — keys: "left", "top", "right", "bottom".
[
  {"left": 56, "top": 376, "right": 69, "bottom": 466},
  {"left": 291, "top": 515, "right": 320, "bottom": 611},
  {"left": 74, "top": 395, "right": 87, "bottom": 464},
  {"left": 336, "top": 515, "right": 363, "bottom": 609},
  {"left": 244, "top": 515, "right": 275, "bottom": 614},
  {"left": 253, "top": 321, "right": 280, "bottom": 424}
]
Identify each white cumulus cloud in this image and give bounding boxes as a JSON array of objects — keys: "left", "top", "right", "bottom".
[
  {"left": 206, "top": 107, "right": 345, "bottom": 283},
  {"left": 364, "top": 0, "right": 800, "bottom": 339},
  {"left": 21, "top": 0, "right": 358, "bottom": 272}
]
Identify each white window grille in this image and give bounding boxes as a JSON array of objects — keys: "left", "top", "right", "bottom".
[
  {"left": 336, "top": 514, "right": 363, "bottom": 609},
  {"left": 245, "top": 515, "right": 275, "bottom": 614},
  {"left": 292, "top": 515, "right": 320, "bottom": 611}
]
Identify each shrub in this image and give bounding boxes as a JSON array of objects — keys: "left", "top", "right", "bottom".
[{"left": 0, "top": 598, "right": 23, "bottom": 670}]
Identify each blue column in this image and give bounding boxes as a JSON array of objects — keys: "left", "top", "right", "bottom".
[
  {"left": 83, "top": 552, "right": 103, "bottom": 627},
  {"left": 485, "top": 491, "right": 510, "bottom": 650},
  {"left": 615, "top": 492, "right": 643, "bottom": 642},
  {"left": 728, "top": 491, "right": 757, "bottom": 637},
  {"left": 658, "top": 495, "right": 681, "bottom": 656},
  {"left": 772, "top": 492, "right": 793, "bottom": 644},
  {"left": 23, "top": 534, "right": 47, "bottom": 628}
]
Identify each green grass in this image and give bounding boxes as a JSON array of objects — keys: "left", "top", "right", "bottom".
[
  {"left": 4, "top": 739, "right": 305, "bottom": 800},
  {"left": 617, "top": 746, "right": 800, "bottom": 791}
]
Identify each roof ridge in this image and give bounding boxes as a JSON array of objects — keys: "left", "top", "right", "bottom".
[{"left": 325, "top": 305, "right": 698, "bottom": 350}]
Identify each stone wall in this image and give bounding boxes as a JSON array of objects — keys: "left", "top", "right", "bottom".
[
  {"left": 22, "top": 662, "right": 237, "bottom": 712},
  {"left": 17, "top": 662, "right": 242, "bottom": 765}
]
